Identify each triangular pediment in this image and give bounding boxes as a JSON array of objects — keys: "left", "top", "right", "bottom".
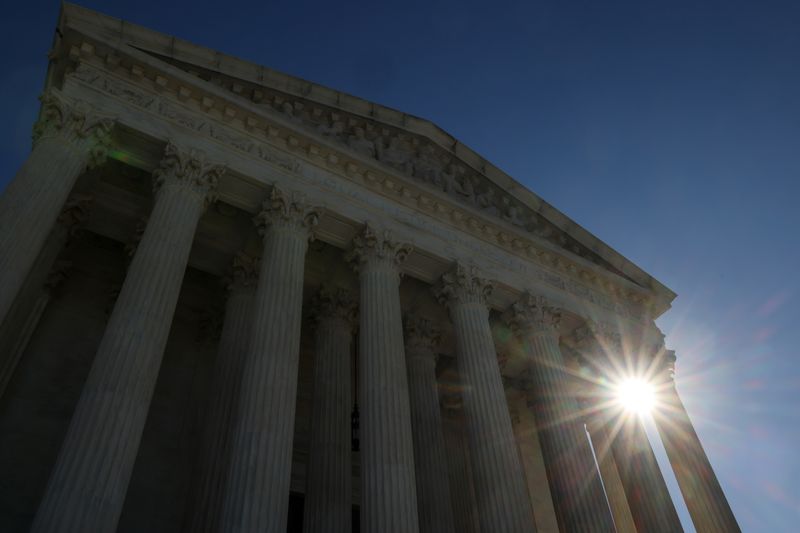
[{"left": 54, "top": 2, "right": 676, "bottom": 315}]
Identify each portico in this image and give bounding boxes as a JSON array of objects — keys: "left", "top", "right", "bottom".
[{"left": 0, "top": 4, "right": 739, "bottom": 533}]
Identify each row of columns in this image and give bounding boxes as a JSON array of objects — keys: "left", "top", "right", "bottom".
[{"left": 0, "top": 90, "right": 740, "bottom": 533}]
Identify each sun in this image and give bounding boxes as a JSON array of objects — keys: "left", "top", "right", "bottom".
[{"left": 615, "top": 377, "right": 656, "bottom": 415}]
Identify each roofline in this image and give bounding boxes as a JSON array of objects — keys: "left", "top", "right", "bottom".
[{"left": 59, "top": 2, "right": 677, "bottom": 315}]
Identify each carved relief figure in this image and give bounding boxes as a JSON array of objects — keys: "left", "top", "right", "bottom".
[
  {"left": 475, "top": 186, "right": 500, "bottom": 216},
  {"left": 501, "top": 196, "right": 527, "bottom": 227},
  {"left": 376, "top": 134, "right": 414, "bottom": 175},
  {"left": 414, "top": 144, "right": 445, "bottom": 187}
]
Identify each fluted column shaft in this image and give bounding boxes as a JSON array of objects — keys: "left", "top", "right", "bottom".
[
  {"left": 30, "top": 142, "right": 222, "bottom": 533},
  {"left": 349, "top": 224, "right": 419, "bottom": 533},
  {"left": 507, "top": 391, "right": 560, "bottom": 533},
  {"left": 303, "top": 287, "right": 355, "bottom": 533},
  {"left": 404, "top": 317, "right": 456, "bottom": 533},
  {"left": 610, "top": 415, "right": 684, "bottom": 532},
  {"left": 221, "top": 187, "right": 318, "bottom": 533},
  {"left": 655, "top": 379, "right": 740, "bottom": 532},
  {"left": 442, "top": 409, "right": 480, "bottom": 533},
  {"left": 435, "top": 264, "right": 535, "bottom": 533},
  {"left": 584, "top": 417, "right": 637, "bottom": 533},
  {"left": 506, "top": 293, "right": 614, "bottom": 532},
  {"left": 0, "top": 91, "right": 112, "bottom": 324},
  {"left": 183, "top": 254, "right": 258, "bottom": 533}
]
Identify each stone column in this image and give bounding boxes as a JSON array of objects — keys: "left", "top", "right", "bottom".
[
  {"left": 654, "top": 352, "right": 741, "bottom": 533},
  {"left": 0, "top": 90, "right": 113, "bottom": 324},
  {"left": 584, "top": 414, "right": 637, "bottom": 533},
  {"left": 433, "top": 263, "right": 535, "bottom": 533},
  {"left": 611, "top": 414, "right": 684, "bottom": 532},
  {"left": 347, "top": 224, "right": 419, "bottom": 533},
  {"left": 0, "top": 194, "right": 92, "bottom": 399},
  {"left": 503, "top": 292, "right": 614, "bottom": 532},
  {"left": 221, "top": 186, "right": 319, "bottom": 533},
  {"left": 183, "top": 252, "right": 258, "bottom": 533},
  {"left": 403, "top": 315, "right": 456, "bottom": 533},
  {"left": 441, "top": 403, "right": 480, "bottom": 533},
  {"left": 303, "top": 286, "right": 356, "bottom": 533},
  {"left": 506, "top": 387, "right": 560, "bottom": 533},
  {"left": 30, "top": 142, "right": 223, "bottom": 533},
  {"left": 578, "top": 323, "right": 684, "bottom": 533}
]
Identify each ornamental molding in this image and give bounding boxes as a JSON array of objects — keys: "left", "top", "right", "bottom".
[
  {"left": 153, "top": 141, "right": 225, "bottom": 207},
  {"left": 33, "top": 89, "right": 115, "bottom": 168},
  {"left": 346, "top": 223, "right": 412, "bottom": 273},
  {"left": 253, "top": 185, "right": 320, "bottom": 236},
  {"left": 433, "top": 262, "right": 493, "bottom": 309},
  {"left": 403, "top": 315, "right": 442, "bottom": 360},
  {"left": 503, "top": 291, "right": 561, "bottom": 336},
  {"left": 64, "top": 58, "right": 651, "bottom": 320}
]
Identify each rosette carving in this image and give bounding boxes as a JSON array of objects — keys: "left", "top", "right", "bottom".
[
  {"left": 433, "top": 262, "right": 493, "bottom": 308},
  {"left": 253, "top": 185, "right": 320, "bottom": 236},
  {"left": 346, "top": 223, "right": 412, "bottom": 272},
  {"left": 403, "top": 315, "right": 442, "bottom": 361},
  {"left": 152, "top": 141, "right": 225, "bottom": 206},
  {"left": 308, "top": 285, "right": 357, "bottom": 330},
  {"left": 503, "top": 291, "right": 561, "bottom": 336},
  {"left": 32, "top": 90, "right": 115, "bottom": 168},
  {"left": 223, "top": 252, "right": 260, "bottom": 292}
]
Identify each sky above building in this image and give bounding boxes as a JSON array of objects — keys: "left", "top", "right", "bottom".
[{"left": 2, "top": 1, "right": 798, "bottom": 530}]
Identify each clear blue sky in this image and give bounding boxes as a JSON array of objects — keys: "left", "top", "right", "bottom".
[{"left": 2, "top": 1, "right": 798, "bottom": 530}]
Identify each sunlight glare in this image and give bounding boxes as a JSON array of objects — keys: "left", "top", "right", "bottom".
[{"left": 616, "top": 377, "right": 656, "bottom": 415}]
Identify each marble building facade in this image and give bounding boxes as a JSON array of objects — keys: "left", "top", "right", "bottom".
[{"left": 0, "top": 4, "right": 740, "bottom": 533}]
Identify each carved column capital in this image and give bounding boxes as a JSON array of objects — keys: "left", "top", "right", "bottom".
[
  {"left": 32, "top": 90, "right": 115, "bottom": 168},
  {"left": 403, "top": 315, "right": 441, "bottom": 362},
  {"left": 346, "top": 223, "right": 412, "bottom": 274},
  {"left": 503, "top": 291, "right": 561, "bottom": 337},
  {"left": 571, "top": 320, "right": 622, "bottom": 357},
  {"left": 152, "top": 141, "right": 225, "bottom": 208},
  {"left": 308, "top": 285, "right": 357, "bottom": 331},
  {"left": 223, "top": 252, "right": 260, "bottom": 293},
  {"left": 253, "top": 185, "right": 320, "bottom": 238},
  {"left": 433, "top": 262, "right": 493, "bottom": 309}
]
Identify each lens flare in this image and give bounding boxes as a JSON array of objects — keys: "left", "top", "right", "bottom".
[{"left": 616, "top": 377, "right": 656, "bottom": 415}]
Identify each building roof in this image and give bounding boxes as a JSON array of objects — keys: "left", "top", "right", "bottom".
[{"left": 55, "top": 2, "right": 676, "bottom": 316}]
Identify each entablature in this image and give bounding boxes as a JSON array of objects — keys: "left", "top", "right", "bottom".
[{"left": 52, "top": 3, "right": 675, "bottom": 318}]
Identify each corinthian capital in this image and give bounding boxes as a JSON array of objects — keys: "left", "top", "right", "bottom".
[
  {"left": 433, "top": 262, "right": 493, "bottom": 309},
  {"left": 346, "top": 223, "right": 412, "bottom": 273},
  {"left": 403, "top": 315, "right": 442, "bottom": 361},
  {"left": 32, "top": 90, "right": 115, "bottom": 168},
  {"left": 308, "top": 285, "right": 357, "bottom": 330},
  {"left": 503, "top": 291, "right": 561, "bottom": 336},
  {"left": 253, "top": 185, "right": 320, "bottom": 237},
  {"left": 153, "top": 141, "right": 225, "bottom": 207},
  {"left": 571, "top": 320, "right": 622, "bottom": 354},
  {"left": 223, "top": 252, "right": 260, "bottom": 293}
]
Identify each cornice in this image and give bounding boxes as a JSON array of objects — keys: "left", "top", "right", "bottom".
[
  {"left": 58, "top": 3, "right": 677, "bottom": 314},
  {"left": 58, "top": 42, "right": 654, "bottom": 322}
]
